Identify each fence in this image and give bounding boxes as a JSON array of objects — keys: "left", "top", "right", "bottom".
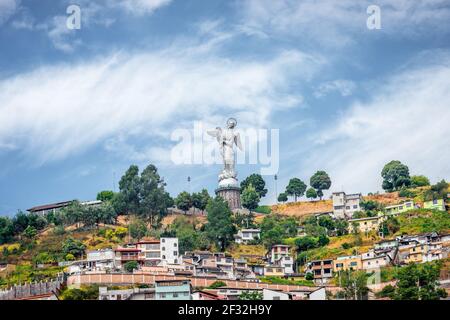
[{"left": 0, "top": 274, "right": 65, "bottom": 300}]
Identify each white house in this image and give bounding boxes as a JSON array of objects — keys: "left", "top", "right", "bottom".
[
  {"left": 263, "top": 289, "right": 292, "bottom": 300},
  {"left": 234, "top": 229, "right": 261, "bottom": 244},
  {"left": 160, "top": 237, "right": 180, "bottom": 265},
  {"left": 332, "top": 192, "right": 362, "bottom": 219}
]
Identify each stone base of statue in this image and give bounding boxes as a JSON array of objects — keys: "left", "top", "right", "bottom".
[{"left": 215, "top": 177, "right": 241, "bottom": 211}]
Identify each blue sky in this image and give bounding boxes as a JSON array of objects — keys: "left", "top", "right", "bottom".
[{"left": 1, "top": 0, "right": 450, "bottom": 215}]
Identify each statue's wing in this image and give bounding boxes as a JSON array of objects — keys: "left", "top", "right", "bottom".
[
  {"left": 235, "top": 132, "right": 243, "bottom": 151},
  {"left": 207, "top": 127, "right": 222, "bottom": 143}
]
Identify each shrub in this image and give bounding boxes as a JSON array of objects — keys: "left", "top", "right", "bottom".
[
  {"left": 124, "top": 261, "right": 139, "bottom": 273},
  {"left": 208, "top": 281, "right": 226, "bottom": 289}
]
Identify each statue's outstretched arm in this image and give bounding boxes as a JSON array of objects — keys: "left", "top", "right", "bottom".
[{"left": 207, "top": 127, "right": 222, "bottom": 143}]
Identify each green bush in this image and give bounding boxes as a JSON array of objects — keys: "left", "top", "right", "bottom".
[
  {"left": 254, "top": 206, "right": 272, "bottom": 214},
  {"left": 208, "top": 281, "right": 226, "bottom": 289}
]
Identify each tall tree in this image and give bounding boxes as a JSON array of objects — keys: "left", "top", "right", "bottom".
[
  {"left": 139, "top": 164, "right": 171, "bottom": 225},
  {"left": 240, "top": 174, "right": 268, "bottom": 198},
  {"left": 175, "top": 191, "right": 192, "bottom": 214},
  {"left": 381, "top": 160, "right": 411, "bottom": 192},
  {"left": 0, "top": 217, "right": 14, "bottom": 244},
  {"left": 285, "top": 178, "right": 307, "bottom": 202},
  {"left": 310, "top": 171, "right": 332, "bottom": 200},
  {"left": 118, "top": 165, "right": 141, "bottom": 214},
  {"left": 339, "top": 270, "right": 369, "bottom": 300},
  {"left": 241, "top": 184, "right": 260, "bottom": 228},
  {"left": 205, "top": 197, "right": 236, "bottom": 251}
]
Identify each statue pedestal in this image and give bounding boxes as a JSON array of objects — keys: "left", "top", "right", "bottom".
[{"left": 215, "top": 186, "right": 241, "bottom": 211}]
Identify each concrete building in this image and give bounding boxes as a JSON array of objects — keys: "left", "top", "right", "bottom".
[
  {"left": 267, "top": 245, "right": 294, "bottom": 274},
  {"left": 234, "top": 229, "right": 261, "bottom": 244},
  {"left": 332, "top": 192, "right": 362, "bottom": 219},
  {"left": 154, "top": 280, "right": 192, "bottom": 300},
  {"left": 137, "top": 240, "right": 161, "bottom": 266},
  {"left": 98, "top": 287, "right": 155, "bottom": 300},
  {"left": 160, "top": 238, "right": 180, "bottom": 265},
  {"left": 306, "top": 259, "right": 333, "bottom": 284},
  {"left": 333, "top": 255, "right": 363, "bottom": 272},
  {"left": 348, "top": 216, "right": 381, "bottom": 234},
  {"left": 361, "top": 250, "right": 389, "bottom": 270}
]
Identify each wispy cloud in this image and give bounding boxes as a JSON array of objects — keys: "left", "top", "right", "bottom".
[
  {"left": 314, "top": 79, "right": 356, "bottom": 98},
  {"left": 0, "top": 36, "right": 320, "bottom": 166},
  {"left": 0, "top": 0, "right": 19, "bottom": 25},
  {"left": 303, "top": 52, "right": 450, "bottom": 194},
  {"left": 238, "top": 0, "right": 450, "bottom": 47}
]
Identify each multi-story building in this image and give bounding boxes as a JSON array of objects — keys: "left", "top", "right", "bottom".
[
  {"left": 332, "top": 192, "right": 362, "bottom": 219},
  {"left": 114, "top": 247, "right": 143, "bottom": 269},
  {"left": 333, "top": 255, "right": 362, "bottom": 272},
  {"left": 234, "top": 229, "right": 261, "bottom": 244},
  {"left": 361, "top": 250, "right": 389, "bottom": 270},
  {"left": 137, "top": 240, "right": 161, "bottom": 266},
  {"left": 267, "top": 245, "right": 294, "bottom": 274},
  {"left": 160, "top": 237, "right": 180, "bottom": 265},
  {"left": 306, "top": 259, "right": 333, "bottom": 284},
  {"left": 154, "top": 280, "right": 192, "bottom": 300}
]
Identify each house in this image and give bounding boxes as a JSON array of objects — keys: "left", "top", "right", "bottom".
[
  {"left": 423, "top": 199, "right": 446, "bottom": 211},
  {"left": 264, "top": 265, "right": 285, "bottom": 277},
  {"left": 154, "top": 280, "right": 192, "bottom": 300},
  {"left": 348, "top": 216, "right": 381, "bottom": 234},
  {"left": 248, "top": 263, "right": 265, "bottom": 276},
  {"left": 114, "top": 247, "right": 143, "bottom": 269},
  {"left": 67, "top": 249, "right": 116, "bottom": 273},
  {"left": 333, "top": 255, "right": 363, "bottom": 272},
  {"left": 216, "top": 255, "right": 235, "bottom": 278},
  {"left": 384, "top": 201, "right": 415, "bottom": 216},
  {"left": 306, "top": 287, "right": 326, "bottom": 300},
  {"left": 136, "top": 240, "right": 161, "bottom": 266},
  {"left": 332, "top": 192, "right": 362, "bottom": 219},
  {"left": 234, "top": 229, "right": 261, "bottom": 244},
  {"left": 263, "top": 288, "right": 292, "bottom": 300},
  {"left": 374, "top": 239, "right": 398, "bottom": 251},
  {"left": 306, "top": 259, "right": 333, "bottom": 284},
  {"left": 192, "top": 290, "right": 221, "bottom": 300},
  {"left": 233, "top": 259, "right": 255, "bottom": 280},
  {"left": 296, "top": 226, "right": 307, "bottom": 237},
  {"left": 98, "top": 287, "right": 155, "bottom": 300},
  {"left": 268, "top": 245, "right": 294, "bottom": 274},
  {"left": 361, "top": 250, "right": 389, "bottom": 270},
  {"left": 289, "top": 287, "right": 326, "bottom": 300}
]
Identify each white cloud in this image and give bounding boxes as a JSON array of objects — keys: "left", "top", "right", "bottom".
[
  {"left": 113, "top": 0, "right": 172, "bottom": 15},
  {"left": 303, "top": 56, "right": 450, "bottom": 194},
  {"left": 314, "top": 79, "right": 356, "bottom": 98},
  {"left": 0, "top": 0, "right": 19, "bottom": 25},
  {"left": 238, "top": 0, "right": 450, "bottom": 47},
  {"left": 0, "top": 41, "right": 319, "bottom": 166}
]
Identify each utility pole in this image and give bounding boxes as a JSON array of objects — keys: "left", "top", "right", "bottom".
[
  {"left": 187, "top": 176, "right": 191, "bottom": 193},
  {"left": 274, "top": 174, "right": 278, "bottom": 204}
]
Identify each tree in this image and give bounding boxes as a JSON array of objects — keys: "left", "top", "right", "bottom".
[
  {"left": 198, "top": 189, "right": 211, "bottom": 213},
  {"left": 339, "top": 270, "right": 369, "bottom": 300},
  {"left": 239, "top": 291, "right": 263, "bottom": 300},
  {"left": 241, "top": 184, "right": 260, "bottom": 228},
  {"left": 124, "top": 261, "right": 139, "bottom": 273},
  {"left": 285, "top": 178, "right": 307, "bottom": 202},
  {"left": 381, "top": 160, "right": 411, "bottom": 192},
  {"left": 23, "top": 225, "right": 37, "bottom": 239},
  {"left": 128, "top": 217, "right": 147, "bottom": 241},
  {"left": 205, "top": 197, "right": 236, "bottom": 251},
  {"left": 394, "top": 262, "right": 447, "bottom": 300},
  {"left": 277, "top": 193, "right": 288, "bottom": 203},
  {"left": 260, "top": 215, "right": 298, "bottom": 248},
  {"left": 240, "top": 174, "right": 267, "bottom": 198},
  {"left": 62, "top": 237, "right": 86, "bottom": 259},
  {"left": 295, "top": 236, "right": 318, "bottom": 252},
  {"left": 96, "top": 190, "right": 115, "bottom": 201},
  {"left": 175, "top": 191, "right": 192, "bottom": 214},
  {"left": 191, "top": 192, "right": 202, "bottom": 214},
  {"left": 118, "top": 165, "right": 141, "bottom": 214},
  {"left": 306, "top": 188, "right": 317, "bottom": 200},
  {"left": 410, "top": 175, "right": 430, "bottom": 188},
  {"left": 424, "top": 179, "right": 449, "bottom": 201},
  {"left": 0, "top": 217, "right": 14, "bottom": 244},
  {"left": 138, "top": 164, "right": 172, "bottom": 225},
  {"left": 318, "top": 234, "right": 330, "bottom": 246},
  {"left": 318, "top": 215, "right": 335, "bottom": 233},
  {"left": 335, "top": 219, "right": 349, "bottom": 236},
  {"left": 310, "top": 171, "right": 332, "bottom": 200}
]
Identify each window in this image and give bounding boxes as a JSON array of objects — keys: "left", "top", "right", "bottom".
[
  {"left": 160, "top": 293, "right": 166, "bottom": 298},
  {"left": 174, "top": 243, "right": 177, "bottom": 247},
  {"left": 433, "top": 199, "right": 438, "bottom": 205},
  {"left": 162, "top": 255, "right": 166, "bottom": 259},
  {"left": 174, "top": 259, "right": 178, "bottom": 264},
  {"left": 399, "top": 206, "right": 403, "bottom": 210},
  {"left": 346, "top": 206, "right": 350, "bottom": 210},
  {"left": 162, "top": 239, "right": 165, "bottom": 243},
  {"left": 406, "top": 203, "right": 412, "bottom": 208},
  {"left": 174, "top": 251, "right": 178, "bottom": 256},
  {"left": 162, "top": 247, "right": 165, "bottom": 251},
  {"left": 173, "top": 293, "right": 179, "bottom": 298},
  {"left": 350, "top": 262, "right": 357, "bottom": 266},
  {"left": 353, "top": 205, "right": 358, "bottom": 209}
]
